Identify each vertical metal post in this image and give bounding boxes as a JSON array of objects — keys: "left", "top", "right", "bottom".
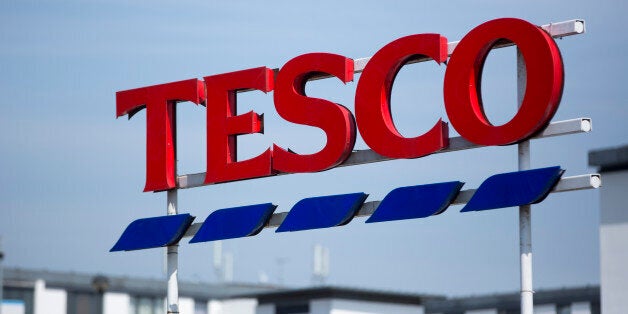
[
  {"left": 166, "top": 103, "right": 179, "bottom": 314},
  {"left": 166, "top": 189, "right": 179, "bottom": 314},
  {"left": 517, "top": 48, "right": 533, "bottom": 314}
]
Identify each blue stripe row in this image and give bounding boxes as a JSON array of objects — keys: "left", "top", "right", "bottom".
[
  {"left": 111, "top": 213, "right": 194, "bottom": 252},
  {"left": 461, "top": 166, "right": 564, "bottom": 212},
  {"left": 111, "top": 166, "right": 563, "bottom": 251},
  {"left": 367, "top": 181, "right": 464, "bottom": 223},
  {"left": 190, "top": 203, "right": 276, "bottom": 243},
  {"left": 277, "top": 193, "right": 368, "bottom": 233}
]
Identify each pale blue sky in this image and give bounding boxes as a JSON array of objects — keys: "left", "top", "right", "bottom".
[{"left": 1, "top": 0, "right": 626, "bottom": 296}]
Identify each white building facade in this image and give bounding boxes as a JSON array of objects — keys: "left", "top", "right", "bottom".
[
  {"left": 589, "top": 144, "right": 628, "bottom": 314},
  {"left": 2, "top": 268, "right": 268, "bottom": 314},
  {"left": 1, "top": 268, "right": 601, "bottom": 314}
]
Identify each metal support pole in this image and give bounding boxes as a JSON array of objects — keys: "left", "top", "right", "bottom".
[
  {"left": 166, "top": 189, "right": 179, "bottom": 314},
  {"left": 517, "top": 48, "right": 534, "bottom": 314},
  {"left": 166, "top": 102, "right": 179, "bottom": 314}
]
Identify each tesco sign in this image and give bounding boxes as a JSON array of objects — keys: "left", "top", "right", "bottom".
[{"left": 116, "top": 18, "right": 564, "bottom": 192}]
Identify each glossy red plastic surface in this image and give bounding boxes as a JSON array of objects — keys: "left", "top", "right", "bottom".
[
  {"left": 116, "top": 18, "right": 568, "bottom": 192},
  {"left": 355, "top": 34, "right": 449, "bottom": 159},
  {"left": 272, "top": 53, "right": 356, "bottom": 173},
  {"left": 444, "top": 18, "right": 564, "bottom": 145},
  {"left": 116, "top": 79, "right": 205, "bottom": 192},
  {"left": 204, "top": 67, "right": 274, "bottom": 184}
]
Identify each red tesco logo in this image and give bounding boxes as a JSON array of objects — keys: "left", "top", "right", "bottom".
[{"left": 116, "top": 18, "right": 563, "bottom": 192}]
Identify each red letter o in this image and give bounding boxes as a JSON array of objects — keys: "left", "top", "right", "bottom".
[{"left": 443, "top": 18, "right": 564, "bottom": 146}]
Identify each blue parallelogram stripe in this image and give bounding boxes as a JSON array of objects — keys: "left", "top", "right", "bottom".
[
  {"left": 461, "top": 166, "right": 564, "bottom": 212},
  {"left": 366, "top": 181, "right": 464, "bottom": 223},
  {"left": 110, "top": 213, "right": 195, "bottom": 252},
  {"left": 190, "top": 203, "right": 277, "bottom": 243},
  {"left": 276, "top": 192, "right": 368, "bottom": 233}
]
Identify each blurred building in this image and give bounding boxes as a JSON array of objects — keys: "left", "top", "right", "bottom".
[
  {"left": 589, "top": 144, "right": 628, "bottom": 314},
  {"left": 249, "top": 286, "right": 598, "bottom": 314},
  {"left": 1, "top": 267, "right": 600, "bottom": 314},
  {"left": 1, "top": 267, "right": 274, "bottom": 314}
]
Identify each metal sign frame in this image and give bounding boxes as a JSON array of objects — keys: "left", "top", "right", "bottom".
[{"left": 114, "top": 19, "right": 595, "bottom": 314}]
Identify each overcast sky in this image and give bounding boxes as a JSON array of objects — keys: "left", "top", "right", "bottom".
[{"left": 1, "top": 0, "right": 626, "bottom": 297}]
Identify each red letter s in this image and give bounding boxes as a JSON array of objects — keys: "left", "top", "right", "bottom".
[{"left": 272, "top": 53, "right": 356, "bottom": 173}]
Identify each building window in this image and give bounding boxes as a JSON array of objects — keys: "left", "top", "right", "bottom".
[
  {"left": 557, "top": 304, "right": 570, "bottom": 314},
  {"left": 130, "top": 296, "right": 164, "bottom": 314},
  {"left": 67, "top": 291, "right": 102, "bottom": 314},
  {"left": 3, "top": 287, "right": 34, "bottom": 314},
  {"left": 194, "top": 300, "right": 208, "bottom": 314},
  {"left": 276, "top": 303, "right": 309, "bottom": 314}
]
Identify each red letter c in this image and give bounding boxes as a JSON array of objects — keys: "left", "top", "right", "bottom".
[{"left": 355, "top": 34, "right": 449, "bottom": 159}]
